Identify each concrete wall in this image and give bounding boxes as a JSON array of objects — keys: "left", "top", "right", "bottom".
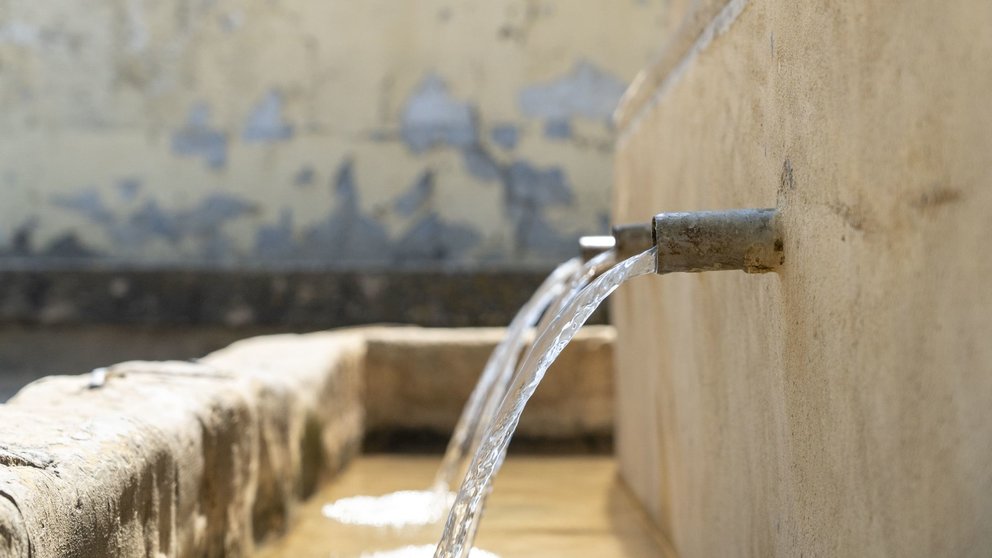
[
  {"left": 612, "top": 0, "right": 992, "bottom": 556},
  {"left": 0, "top": 0, "right": 677, "bottom": 267}
]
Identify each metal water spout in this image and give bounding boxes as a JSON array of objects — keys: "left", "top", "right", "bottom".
[
  {"left": 593, "top": 208, "right": 784, "bottom": 273},
  {"left": 651, "top": 208, "right": 783, "bottom": 273}
]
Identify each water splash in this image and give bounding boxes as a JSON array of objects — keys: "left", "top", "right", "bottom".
[
  {"left": 434, "top": 248, "right": 658, "bottom": 558},
  {"left": 322, "top": 490, "right": 455, "bottom": 529},
  {"left": 361, "top": 545, "right": 498, "bottom": 558}
]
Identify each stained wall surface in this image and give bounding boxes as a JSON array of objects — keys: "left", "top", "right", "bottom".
[
  {"left": 612, "top": 0, "right": 992, "bottom": 556},
  {"left": 0, "top": 0, "right": 677, "bottom": 267}
]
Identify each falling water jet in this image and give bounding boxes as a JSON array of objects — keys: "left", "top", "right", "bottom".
[
  {"left": 434, "top": 208, "right": 783, "bottom": 558},
  {"left": 323, "top": 258, "right": 586, "bottom": 530}
]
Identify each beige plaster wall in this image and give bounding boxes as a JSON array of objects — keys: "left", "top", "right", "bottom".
[
  {"left": 612, "top": 0, "right": 992, "bottom": 556},
  {"left": 0, "top": 0, "right": 677, "bottom": 267}
]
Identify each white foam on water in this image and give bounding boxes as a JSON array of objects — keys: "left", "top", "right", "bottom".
[
  {"left": 361, "top": 544, "right": 499, "bottom": 558},
  {"left": 322, "top": 490, "right": 456, "bottom": 529}
]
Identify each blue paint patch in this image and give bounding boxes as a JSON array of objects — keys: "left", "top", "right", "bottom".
[
  {"left": 543, "top": 118, "right": 572, "bottom": 140},
  {"left": 254, "top": 209, "right": 295, "bottom": 259},
  {"left": 393, "top": 213, "right": 481, "bottom": 262},
  {"left": 42, "top": 233, "right": 98, "bottom": 258},
  {"left": 179, "top": 193, "right": 258, "bottom": 235},
  {"left": 394, "top": 170, "right": 434, "bottom": 216},
  {"left": 243, "top": 90, "right": 294, "bottom": 143},
  {"left": 116, "top": 177, "right": 142, "bottom": 201},
  {"left": 490, "top": 124, "right": 520, "bottom": 150},
  {"left": 293, "top": 165, "right": 315, "bottom": 187},
  {"left": 0, "top": 218, "right": 37, "bottom": 256},
  {"left": 299, "top": 159, "right": 391, "bottom": 263},
  {"left": 171, "top": 103, "right": 228, "bottom": 169},
  {"left": 518, "top": 60, "right": 626, "bottom": 123},
  {"left": 505, "top": 161, "right": 574, "bottom": 209},
  {"left": 401, "top": 74, "right": 478, "bottom": 153},
  {"left": 499, "top": 161, "right": 576, "bottom": 257},
  {"left": 126, "top": 200, "right": 182, "bottom": 243},
  {"left": 52, "top": 189, "right": 114, "bottom": 222},
  {"left": 513, "top": 208, "right": 579, "bottom": 259},
  {"left": 461, "top": 146, "right": 503, "bottom": 182}
]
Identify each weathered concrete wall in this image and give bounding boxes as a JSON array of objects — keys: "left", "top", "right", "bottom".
[
  {"left": 0, "top": 0, "right": 676, "bottom": 267},
  {"left": 612, "top": 0, "right": 992, "bottom": 556}
]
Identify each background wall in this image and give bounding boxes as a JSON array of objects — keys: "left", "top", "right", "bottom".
[
  {"left": 0, "top": 0, "right": 676, "bottom": 268},
  {"left": 612, "top": 0, "right": 992, "bottom": 556}
]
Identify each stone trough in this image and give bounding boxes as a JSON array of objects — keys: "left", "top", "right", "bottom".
[{"left": 0, "top": 326, "right": 615, "bottom": 557}]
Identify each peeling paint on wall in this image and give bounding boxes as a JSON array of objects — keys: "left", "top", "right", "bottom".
[
  {"left": 461, "top": 146, "right": 503, "bottom": 182},
  {"left": 1, "top": 0, "right": 673, "bottom": 268},
  {"left": 254, "top": 208, "right": 295, "bottom": 259},
  {"left": 243, "top": 90, "right": 294, "bottom": 143},
  {"left": 52, "top": 190, "right": 115, "bottom": 222},
  {"left": 401, "top": 75, "right": 477, "bottom": 153},
  {"left": 519, "top": 60, "right": 627, "bottom": 124},
  {"left": 116, "top": 178, "right": 142, "bottom": 201},
  {"left": 490, "top": 124, "right": 520, "bottom": 150},
  {"left": 543, "top": 118, "right": 573, "bottom": 140},
  {"left": 395, "top": 213, "right": 481, "bottom": 262},
  {"left": 394, "top": 170, "right": 435, "bottom": 217},
  {"left": 299, "top": 159, "right": 391, "bottom": 263},
  {"left": 293, "top": 166, "right": 315, "bottom": 187},
  {"left": 171, "top": 103, "right": 228, "bottom": 169}
]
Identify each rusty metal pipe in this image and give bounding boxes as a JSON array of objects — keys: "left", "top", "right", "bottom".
[{"left": 651, "top": 208, "right": 783, "bottom": 274}]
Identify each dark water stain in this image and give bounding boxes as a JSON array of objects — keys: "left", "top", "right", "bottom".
[
  {"left": 171, "top": 103, "right": 228, "bottom": 169},
  {"left": 911, "top": 186, "right": 962, "bottom": 212}
]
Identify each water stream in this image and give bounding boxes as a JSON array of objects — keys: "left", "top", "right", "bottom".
[
  {"left": 464, "top": 249, "right": 618, "bottom": 464},
  {"left": 434, "top": 247, "right": 658, "bottom": 558},
  {"left": 323, "top": 258, "right": 584, "bottom": 531}
]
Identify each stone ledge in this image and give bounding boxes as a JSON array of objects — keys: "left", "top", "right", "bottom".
[{"left": 0, "top": 326, "right": 615, "bottom": 557}]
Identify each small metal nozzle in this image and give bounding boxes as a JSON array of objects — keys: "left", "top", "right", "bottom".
[
  {"left": 578, "top": 236, "right": 615, "bottom": 261},
  {"left": 611, "top": 223, "right": 655, "bottom": 259},
  {"left": 652, "top": 208, "right": 783, "bottom": 274}
]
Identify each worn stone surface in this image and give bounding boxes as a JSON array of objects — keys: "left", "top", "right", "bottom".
[
  {"left": 363, "top": 326, "right": 615, "bottom": 441},
  {"left": 0, "top": 325, "right": 617, "bottom": 556},
  {"left": 0, "top": 331, "right": 365, "bottom": 557},
  {"left": 613, "top": 0, "right": 992, "bottom": 556}
]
